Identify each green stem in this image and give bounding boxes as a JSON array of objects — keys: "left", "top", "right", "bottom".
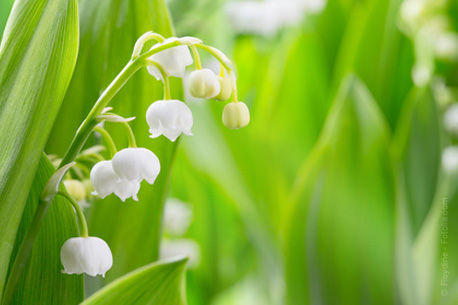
[
  {"left": 121, "top": 121, "right": 137, "bottom": 148},
  {"left": 59, "top": 58, "right": 144, "bottom": 168},
  {"left": 2, "top": 198, "right": 52, "bottom": 305},
  {"left": 93, "top": 126, "right": 117, "bottom": 158},
  {"left": 190, "top": 45, "right": 202, "bottom": 70},
  {"left": 131, "top": 32, "right": 165, "bottom": 59},
  {"left": 146, "top": 59, "right": 171, "bottom": 100},
  {"left": 57, "top": 191, "right": 89, "bottom": 238}
]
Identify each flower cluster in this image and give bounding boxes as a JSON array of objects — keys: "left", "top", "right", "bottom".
[{"left": 57, "top": 33, "right": 247, "bottom": 278}]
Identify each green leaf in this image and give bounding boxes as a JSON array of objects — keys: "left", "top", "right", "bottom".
[
  {"left": 0, "top": 0, "right": 78, "bottom": 297},
  {"left": 45, "top": 0, "right": 181, "bottom": 287},
  {"left": 0, "top": 0, "right": 14, "bottom": 39},
  {"left": 81, "top": 258, "right": 187, "bottom": 305},
  {"left": 285, "top": 75, "right": 396, "bottom": 305},
  {"left": 6, "top": 155, "right": 83, "bottom": 304}
]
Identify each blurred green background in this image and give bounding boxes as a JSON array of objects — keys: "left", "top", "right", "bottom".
[{"left": 3, "top": 0, "right": 458, "bottom": 304}]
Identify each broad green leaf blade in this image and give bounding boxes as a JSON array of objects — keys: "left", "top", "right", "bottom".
[
  {"left": 7, "top": 155, "right": 83, "bottom": 304},
  {"left": 46, "top": 0, "right": 181, "bottom": 286},
  {"left": 285, "top": 75, "right": 396, "bottom": 305},
  {"left": 81, "top": 258, "right": 187, "bottom": 305},
  {"left": 0, "top": 0, "right": 78, "bottom": 297}
]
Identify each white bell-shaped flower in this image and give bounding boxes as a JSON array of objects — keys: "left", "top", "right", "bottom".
[
  {"left": 112, "top": 148, "right": 160, "bottom": 184},
  {"left": 188, "top": 69, "right": 221, "bottom": 99},
  {"left": 61, "top": 237, "right": 113, "bottom": 277},
  {"left": 146, "top": 99, "right": 193, "bottom": 142},
  {"left": 90, "top": 160, "right": 140, "bottom": 202},
  {"left": 147, "top": 37, "right": 193, "bottom": 80}
]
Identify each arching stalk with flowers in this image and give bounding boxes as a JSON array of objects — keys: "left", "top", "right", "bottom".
[{"left": 2, "top": 31, "right": 249, "bottom": 304}]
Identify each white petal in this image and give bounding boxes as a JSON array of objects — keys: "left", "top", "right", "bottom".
[
  {"left": 188, "top": 69, "right": 221, "bottom": 99},
  {"left": 114, "top": 180, "right": 141, "bottom": 202},
  {"left": 90, "top": 161, "right": 118, "bottom": 199},
  {"left": 147, "top": 37, "right": 193, "bottom": 79},
  {"left": 112, "top": 148, "right": 160, "bottom": 185},
  {"left": 146, "top": 100, "right": 193, "bottom": 142},
  {"left": 61, "top": 237, "right": 113, "bottom": 277}
]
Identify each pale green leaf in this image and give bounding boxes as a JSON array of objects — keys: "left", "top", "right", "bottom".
[
  {"left": 0, "top": 0, "right": 78, "bottom": 297},
  {"left": 285, "top": 75, "right": 396, "bottom": 304},
  {"left": 81, "top": 258, "right": 187, "bottom": 305}
]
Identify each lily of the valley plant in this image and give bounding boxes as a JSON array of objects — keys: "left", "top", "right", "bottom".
[{"left": 4, "top": 32, "right": 249, "bottom": 301}]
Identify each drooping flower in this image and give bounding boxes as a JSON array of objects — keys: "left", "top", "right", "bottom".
[
  {"left": 112, "top": 148, "right": 160, "bottom": 184},
  {"left": 146, "top": 99, "right": 193, "bottom": 142},
  {"left": 188, "top": 69, "right": 221, "bottom": 99},
  {"left": 213, "top": 76, "right": 233, "bottom": 101},
  {"left": 147, "top": 37, "right": 193, "bottom": 80},
  {"left": 90, "top": 160, "right": 140, "bottom": 202},
  {"left": 222, "top": 102, "right": 251, "bottom": 129},
  {"left": 63, "top": 179, "right": 86, "bottom": 202},
  {"left": 61, "top": 237, "right": 113, "bottom": 277}
]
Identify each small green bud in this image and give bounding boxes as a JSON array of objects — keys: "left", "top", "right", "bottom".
[
  {"left": 222, "top": 102, "right": 250, "bottom": 129},
  {"left": 188, "top": 69, "right": 220, "bottom": 99},
  {"left": 64, "top": 179, "right": 87, "bottom": 202},
  {"left": 213, "top": 76, "right": 232, "bottom": 101}
]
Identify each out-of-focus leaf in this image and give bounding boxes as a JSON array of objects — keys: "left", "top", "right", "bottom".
[
  {"left": 6, "top": 155, "right": 83, "bottom": 304},
  {"left": 81, "top": 258, "right": 187, "bottom": 305},
  {"left": 0, "top": 0, "right": 14, "bottom": 38},
  {"left": 394, "top": 88, "right": 440, "bottom": 235},
  {"left": 0, "top": 0, "right": 78, "bottom": 296},
  {"left": 46, "top": 0, "right": 181, "bottom": 288},
  {"left": 285, "top": 75, "right": 396, "bottom": 305}
]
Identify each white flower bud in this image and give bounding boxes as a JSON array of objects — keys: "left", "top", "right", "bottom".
[
  {"left": 146, "top": 99, "right": 193, "bottom": 142},
  {"left": 213, "top": 76, "right": 232, "bottom": 101},
  {"left": 160, "top": 239, "right": 201, "bottom": 269},
  {"left": 442, "top": 146, "right": 458, "bottom": 173},
  {"left": 90, "top": 161, "right": 140, "bottom": 202},
  {"left": 61, "top": 237, "right": 113, "bottom": 277},
  {"left": 222, "top": 102, "right": 250, "bottom": 129},
  {"left": 112, "top": 148, "right": 160, "bottom": 184},
  {"left": 63, "top": 180, "right": 87, "bottom": 202},
  {"left": 147, "top": 37, "right": 193, "bottom": 80},
  {"left": 188, "top": 69, "right": 221, "bottom": 99},
  {"left": 444, "top": 104, "right": 458, "bottom": 136}
]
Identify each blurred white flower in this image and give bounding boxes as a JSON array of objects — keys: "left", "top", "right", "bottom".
[
  {"left": 222, "top": 102, "right": 251, "bottom": 129},
  {"left": 412, "top": 64, "right": 432, "bottom": 86},
  {"left": 434, "top": 33, "right": 458, "bottom": 60},
  {"left": 444, "top": 104, "right": 458, "bottom": 135},
  {"left": 112, "top": 148, "right": 160, "bottom": 184},
  {"left": 225, "top": 0, "right": 326, "bottom": 37},
  {"left": 160, "top": 239, "right": 201, "bottom": 269},
  {"left": 442, "top": 146, "right": 458, "bottom": 173},
  {"left": 146, "top": 99, "right": 193, "bottom": 142},
  {"left": 61, "top": 237, "right": 113, "bottom": 277},
  {"left": 147, "top": 37, "right": 193, "bottom": 80},
  {"left": 188, "top": 69, "right": 221, "bottom": 99},
  {"left": 164, "top": 198, "right": 193, "bottom": 236},
  {"left": 90, "top": 160, "right": 140, "bottom": 202}
]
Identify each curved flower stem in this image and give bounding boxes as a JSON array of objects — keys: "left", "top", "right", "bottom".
[
  {"left": 93, "top": 126, "right": 117, "bottom": 158},
  {"left": 131, "top": 31, "right": 165, "bottom": 59},
  {"left": 121, "top": 121, "right": 137, "bottom": 148},
  {"left": 57, "top": 190, "right": 89, "bottom": 238},
  {"left": 146, "top": 59, "right": 171, "bottom": 100},
  {"left": 2, "top": 198, "right": 51, "bottom": 305},
  {"left": 190, "top": 45, "right": 203, "bottom": 70}
]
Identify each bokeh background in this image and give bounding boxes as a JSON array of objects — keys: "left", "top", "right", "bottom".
[{"left": 2, "top": 0, "right": 458, "bottom": 304}]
